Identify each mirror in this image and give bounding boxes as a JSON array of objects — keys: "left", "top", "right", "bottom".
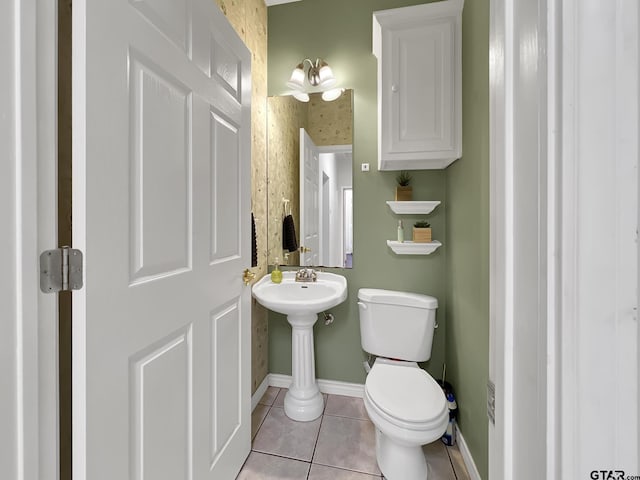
[{"left": 267, "top": 89, "right": 353, "bottom": 268}]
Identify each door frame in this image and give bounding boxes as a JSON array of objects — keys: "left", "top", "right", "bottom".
[
  {"left": 0, "top": 0, "right": 58, "bottom": 479},
  {"left": 490, "top": 0, "right": 639, "bottom": 478}
]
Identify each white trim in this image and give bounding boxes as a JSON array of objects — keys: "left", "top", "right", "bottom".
[
  {"left": 268, "top": 374, "right": 365, "bottom": 398},
  {"left": 317, "top": 144, "right": 352, "bottom": 155},
  {"left": 545, "top": 1, "right": 561, "bottom": 479},
  {"left": 457, "top": 431, "right": 481, "bottom": 480},
  {"left": 488, "top": 0, "right": 514, "bottom": 477},
  {"left": 265, "top": 0, "right": 301, "bottom": 6},
  {"left": 251, "top": 376, "right": 270, "bottom": 412},
  {"left": 36, "top": 0, "right": 59, "bottom": 478},
  {"left": 559, "top": 2, "right": 639, "bottom": 477},
  {"left": 1, "top": 0, "right": 58, "bottom": 479}
]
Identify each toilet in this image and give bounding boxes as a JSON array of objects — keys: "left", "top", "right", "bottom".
[{"left": 358, "top": 288, "right": 449, "bottom": 480}]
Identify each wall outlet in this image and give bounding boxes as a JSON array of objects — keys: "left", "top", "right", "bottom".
[{"left": 361, "top": 163, "right": 370, "bottom": 172}]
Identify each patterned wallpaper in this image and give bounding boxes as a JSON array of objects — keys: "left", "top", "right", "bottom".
[
  {"left": 266, "top": 90, "right": 353, "bottom": 265},
  {"left": 215, "top": 0, "right": 270, "bottom": 395},
  {"left": 266, "top": 95, "right": 307, "bottom": 266},
  {"left": 307, "top": 89, "right": 353, "bottom": 146}
]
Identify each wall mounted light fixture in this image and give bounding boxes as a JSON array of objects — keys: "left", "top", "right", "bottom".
[{"left": 286, "top": 58, "right": 344, "bottom": 102}]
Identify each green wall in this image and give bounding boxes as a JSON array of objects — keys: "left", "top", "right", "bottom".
[
  {"left": 445, "top": 0, "right": 490, "bottom": 476},
  {"left": 268, "top": 0, "right": 489, "bottom": 478}
]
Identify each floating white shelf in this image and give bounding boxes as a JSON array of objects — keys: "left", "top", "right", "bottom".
[
  {"left": 387, "top": 240, "right": 442, "bottom": 255},
  {"left": 386, "top": 201, "right": 441, "bottom": 215}
]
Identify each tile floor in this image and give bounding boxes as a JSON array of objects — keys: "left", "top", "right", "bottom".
[{"left": 237, "top": 387, "right": 471, "bottom": 480}]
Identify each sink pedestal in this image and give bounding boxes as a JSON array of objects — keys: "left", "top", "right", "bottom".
[{"left": 284, "top": 313, "right": 324, "bottom": 422}]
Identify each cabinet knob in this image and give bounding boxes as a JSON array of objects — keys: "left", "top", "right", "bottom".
[{"left": 391, "top": 84, "right": 398, "bottom": 92}]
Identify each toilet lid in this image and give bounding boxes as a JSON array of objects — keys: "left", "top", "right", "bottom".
[{"left": 366, "top": 364, "right": 447, "bottom": 424}]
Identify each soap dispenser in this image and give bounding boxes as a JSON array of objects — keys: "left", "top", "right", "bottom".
[{"left": 271, "top": 257, "right": 283, "bottom": 284}]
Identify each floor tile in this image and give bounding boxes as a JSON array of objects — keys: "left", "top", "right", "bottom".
[
  {"left": 273, "top": 387, "right": 286, "bottom": 407},
  {"left": 313, "top": 415, "right": 380, "bottom": 475},
  {"left": 423, "top": 441, "right": 456, "bottom": 480},
  {"left": 251, "top": 404, "right": 269, "bottom": 440},
  {"left": 252, "top": 406, "right": 322, "bottom": 462},
  {"left": 447, "top": 444, "right": 471, "bottom": 480},
  {"left": 324, "top": 394, "right": 368, "bottom": 420},
  {"left": 236, "top": 451, "right": 310, "bottom": 480},
  {"left": 258, "top": 386, "right": 280, "bottom": 406},
  {"left": 308, "top": 463, "right": 382, "bottom": 480}
]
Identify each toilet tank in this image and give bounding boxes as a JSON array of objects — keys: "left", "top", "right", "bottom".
[{"left": 358, "top": 288, "right": 438, "bottom": 362}]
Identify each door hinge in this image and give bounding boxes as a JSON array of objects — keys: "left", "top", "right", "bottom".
[
  {"left": 39, "top": 247, "right": 83, "bottom": 293},
  {"left": 487, "top": 379, "right": 496, "bottom": 425}
]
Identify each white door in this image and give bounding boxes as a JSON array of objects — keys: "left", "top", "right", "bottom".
[
  {"left": 299, "top": 128, "right": 320, "bottom": 266},
  {"left": 72, "top": 0, "right": 252, "bottom": 478}
]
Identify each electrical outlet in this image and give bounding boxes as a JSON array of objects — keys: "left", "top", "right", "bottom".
[{"left": 361, "top": 163, "right": 370, "bottom": 172}]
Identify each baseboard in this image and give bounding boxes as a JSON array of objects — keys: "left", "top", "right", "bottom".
[
  {"left": 456, "top": 430, "right": 482, "bottom": 480},
  {"left": 251, "top": 375, "right": 270, "bottom": 412},
  {"left": 267, "top": 373, "right": 364, "bottom": 398}
]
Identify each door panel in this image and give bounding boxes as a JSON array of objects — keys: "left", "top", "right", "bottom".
[
  {"left": 129, "top": 55, "right": 192, "bottom": 283},
  {"left": 73, "top": 0, "right": 251, "bottom": 478},
  {"left": 131, "top": 327, "right": 193, "bottom": 480},
  {"left": 299, "top": 128, "right": 320, "bottom": 266},
  {"left": 210, "top": 302, "right": 241, "bottom": 462},
  {"left": 210, "top": 111, "right": 241, "bottom": 263}
]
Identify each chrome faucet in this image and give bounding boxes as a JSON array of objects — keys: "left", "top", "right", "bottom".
[{"left": 295, "top": 267, "right": 317, "bottom": 282}]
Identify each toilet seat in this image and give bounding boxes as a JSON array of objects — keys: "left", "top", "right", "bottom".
[{"left": 365, "top": 363, "right": 448, "bottom": 430}]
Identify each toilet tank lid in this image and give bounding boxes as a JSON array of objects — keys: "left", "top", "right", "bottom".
[{"left": 358, "top": 289, "right": 438, "bottom": 309}]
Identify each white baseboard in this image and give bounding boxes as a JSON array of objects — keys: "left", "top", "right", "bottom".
[
  {"left": 267, "top": 373, "right": 364, "bottom": 398},
  {"left": 251, "top": 375, "right": 270, "bottom": 412},
  {"left": 457, "top": 430, "right": 482, "bottom": 480}
]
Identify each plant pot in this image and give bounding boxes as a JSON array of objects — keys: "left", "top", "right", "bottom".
[
  {"left": 412, "top": 227, "right": 432, "bottom": 243},
  {"left": 395, "top": 186, "right": 413, "bottom": 201}
]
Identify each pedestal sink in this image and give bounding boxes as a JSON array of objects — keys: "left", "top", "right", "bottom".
[{"left": 252, "top": 271, "right": 347, "bottom": 421}]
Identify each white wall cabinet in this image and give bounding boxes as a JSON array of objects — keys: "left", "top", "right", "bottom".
[{"left": 373, "top": 0, "right": 463, "bottom": 170}]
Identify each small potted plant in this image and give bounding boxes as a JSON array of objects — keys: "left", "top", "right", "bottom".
[
  {"left": 413, "top": 220, "right": 432, "bottom": 243},
  {"left": 395, "top": 170, "right": 412, "bottom": 201}
]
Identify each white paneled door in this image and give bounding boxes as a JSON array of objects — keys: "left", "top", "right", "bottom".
[
  {"left": 299, "top": 128, "right": 320, "bottom": 266},
  {"left": 72, "top": 0, "right": 252, "bottom": 479}
]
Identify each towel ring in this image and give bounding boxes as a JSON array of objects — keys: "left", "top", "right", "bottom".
[{"left": 282, "top": 198, "right": 291, "bottom": 218}]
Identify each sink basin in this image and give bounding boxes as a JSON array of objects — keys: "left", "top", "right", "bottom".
[
  {"left": 252, "top": 270, "right": 348, "bottom": 422},
  {"left": 252, "top": 271, "right": 347, "bottom": 316}
]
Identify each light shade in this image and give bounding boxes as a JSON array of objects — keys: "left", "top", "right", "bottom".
[
  {"left": 316, "top": 61, "right": 336, "bottom": 88},
  {"left": 292, "top": 91, "right": 310, "bottom": 102},
  {"left": 286, "top": 63, "right": 305, "bottom": 90},
  {"left": 321, "top": 88, "right": 344, "bottom": 102}
]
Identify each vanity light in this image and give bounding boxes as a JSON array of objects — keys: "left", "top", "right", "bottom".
[
  {"left": 321, "top": 88, "right": 345, "bottom": 102},
  {"left": 287, "top": 58, "right": 338, "bottom": 101}
]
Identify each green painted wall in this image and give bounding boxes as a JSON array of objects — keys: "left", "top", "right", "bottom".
[
  {"left": 268, "top": 1, "right": 489, "bottom": 478},
  {"left": 268, "top": 0, "right": 447, "bottom": 384},
  {"left": 445, "top": 0, "right": 490, "bottom": 477}
]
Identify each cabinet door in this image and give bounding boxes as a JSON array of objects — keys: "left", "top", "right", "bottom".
[
  {"left": 389, "top": 21, "right": 455, "bottom": 157},
  {"left": 374, "top": 0, "right": 462, "bottom": 170}
]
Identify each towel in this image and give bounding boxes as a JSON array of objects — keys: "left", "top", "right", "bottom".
[
  {"left": 282, "top": 214, "right": 298, "bottom": 252},
  {"left": 251, "top": 212, "right": 258, "bottom": 267}
]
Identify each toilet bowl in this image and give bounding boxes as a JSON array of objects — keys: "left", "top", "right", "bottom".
[
  {"left": 364, "top": 359, "right": 448, "bottom": 479},
  {"left": 357, "top": 289, "right": 448, "bottom": 480}
]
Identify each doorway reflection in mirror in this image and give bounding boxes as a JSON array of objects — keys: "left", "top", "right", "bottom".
[{"left": 267, "top": 90, "right": 353, "bottom": 268}]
